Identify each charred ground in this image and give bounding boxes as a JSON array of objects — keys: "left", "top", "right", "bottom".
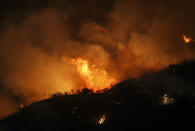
[{"left": 1, "top": 60, "right": 195, "bottom": 130}]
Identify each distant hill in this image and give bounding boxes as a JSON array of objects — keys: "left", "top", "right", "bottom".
[{"left": 1, "top": 61, "right": 195, "bottom": 130}]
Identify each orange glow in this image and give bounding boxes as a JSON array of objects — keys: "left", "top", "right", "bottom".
[
  {"left": 182, "top": 34, "right": 192, "bottom": 43},
  {"left": 65, "top": 58, "right": 117, "bottom": 91},
  {"left": 98, "top": 114, "right": 106, "bottom": 125}
]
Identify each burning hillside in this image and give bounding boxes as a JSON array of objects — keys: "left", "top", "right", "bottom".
[
  {"left": 0, "top": 0, "right": 195, "bottom": 119},
  {"left": 1, "top": 60, "right": 195, "bottom": 130}
]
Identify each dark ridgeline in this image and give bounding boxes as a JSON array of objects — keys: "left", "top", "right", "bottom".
[{"left": 1, "top": 60, "right": 195, "bottom": 131}]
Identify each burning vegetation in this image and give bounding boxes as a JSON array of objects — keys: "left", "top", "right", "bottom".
[
  {"left": 64, "top": 57, "right": 117, "bottom": 91},
  {"left": 161, "top": 94, "right": 175, "bottom": 105},
  {"left": 98, "top": 114, "right": 106, "bottom": 125}
]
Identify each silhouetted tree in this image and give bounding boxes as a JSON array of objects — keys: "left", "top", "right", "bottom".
[
  {"left": 76, "top": 89, "right": 81, "bottom": 94},
  {"left": 52, "top": 92, "right": 62, "bottom": 98},
  {"left": 81, "top": 88, "right": 93, "bottom": 94}
]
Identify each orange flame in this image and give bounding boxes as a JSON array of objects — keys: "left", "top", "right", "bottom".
[
  {"left": 67, "top": 58, "right": 116, "bottom": 91},
  {"left": 98, "top": 114, "right": 106, "bottom": 125},
  {"left": 182, "top": 34, "right": 192, "bottom": 43}
]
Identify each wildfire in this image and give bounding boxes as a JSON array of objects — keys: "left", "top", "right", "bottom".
[
  {"left": 71, "top": 58, "right": 92, "bottom": 80},
  {"left": 182, "top": 34, "right": 192, "bottom": 43},
  {"left": 64, "top": 58, "right": 117, "bottom": 91}
]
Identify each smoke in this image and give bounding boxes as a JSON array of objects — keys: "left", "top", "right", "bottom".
[{"left": 0, "top": 0, "right": 195, "bottom": 118}]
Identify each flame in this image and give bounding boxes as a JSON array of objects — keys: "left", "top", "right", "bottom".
[
  {"left": 162, "top": 94, "right": 175, "bottom": 105},
  {"left": 18, "top": 104, "right": 24, "bottom": 109},
  {"left": 66, "top": 58, "right": 116, "bottom": 91},
  {"left": 182, "top": 34, "right": 192, "bottom": 43},
  {"left": 98, "top": 114, "right": 106, "bottom": 125}
]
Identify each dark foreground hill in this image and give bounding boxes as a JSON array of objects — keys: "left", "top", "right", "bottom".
[{"left": 1, "top": 61, "right": 195, "bottom": 130}]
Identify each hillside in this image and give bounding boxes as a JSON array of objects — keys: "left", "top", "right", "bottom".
[{"left": 1, "top": 61, "right": 195, "bottom": 130}]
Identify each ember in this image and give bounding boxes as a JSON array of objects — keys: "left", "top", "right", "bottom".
[
  {"left": 161, "top": 94, "right": 175, "bottom": 105},
  {"left": 182, "top": 34, "right": 193, "bottom": 43},
  {"left": 98, "top": 114, "right": 106, "bottom": 125}
]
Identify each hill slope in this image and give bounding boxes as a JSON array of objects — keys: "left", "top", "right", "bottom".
[{"left": 1, "top": 61, "right": 195, "bottom": 130}]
